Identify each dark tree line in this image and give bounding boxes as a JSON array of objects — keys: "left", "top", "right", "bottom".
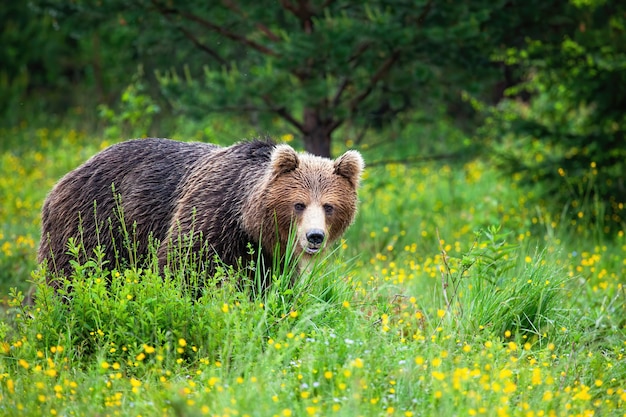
[
  {"left": 2, "top": 0, "right": 625, "bottom": 230},
  {"left": 1, "top": 1, "right": 567, "bottom": 155}
]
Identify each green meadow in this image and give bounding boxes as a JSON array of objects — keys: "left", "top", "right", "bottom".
[{"left": 0, "top": 120, "right": 624, "bottom": 417}]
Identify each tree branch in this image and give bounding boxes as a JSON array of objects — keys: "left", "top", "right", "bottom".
[
  {"left": 279, "top": 0, "right": 300, "bottom": 18},
  {"left": 331, "top": 78, "right": 350, "bottom": 106},
  {"left": 256, "top": 23, "right": 282, "bottom": 42},
  {"left": 151, "top": 0, "right": 277, "bottom": 56},
  {"left": 337, "top": 0, "right": 434, "bottom": 113},
  {"left": 416, "top": 0, "right": 434, "bottom": 24},
  {"left": 221, "top": 0, "right": 282, "bottom": 42},
  {"left": 348, "top": 41, "right": 372, "bottom": 66},
  {"left": 176, "top": 101, "right": 305, "bottom": 132},
  {"left": 348, "top": 50, "right": 400, "bottom": 112},
  {"left": 280, "top": 0, "right": 314, "bottom": 33},
  {"left": 159, "top": 12, "right": 227, "bottom": 65},
  {"left": 262, "top": 95, "right": 304, "bottom": 131},
  {"left": 328, "top": 41, "right": 374, "bottom": 108},
  {"left": 328, "top": 118, "right": 343, "bottom": 134}
]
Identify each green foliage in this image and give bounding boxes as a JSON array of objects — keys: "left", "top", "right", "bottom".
[
  {"left": 13, "top": 193, "right": 353, "bottom": 373},
  {"left": 0, "top": 2, "right": 72, "bottom": 121},
  {"left": 1, "top": 1, "right": 146, "bottom": 125},
  {"left": 482, "top": 0, "right": 626, "bottom": 234},
  {"left": 0, "top": 127, "right": 97, "bottom": 290},
  {"left": 147, "top": 0, "right": 513, "bottom": 155},
  {"left": 1, "top": 120, "right": 626, "bottom": 416},
  {"left": 97, "top": 68, "right": 161, "bottom": 140},
  {"left": 26, "top": 261, "right": 257, "bottom": 368},
  {"left": 26, "top": 0, "right": 573, "bottom": 156},
  {"left": 439, "top": 226, "right": 569, "bottom": 342},
  {"left": 6, "top": 232, "right": 357, "bottom": 378}
]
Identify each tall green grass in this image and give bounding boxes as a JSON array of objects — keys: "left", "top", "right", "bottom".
[{"left": 0, "top": 123, "right": 624, "bottom": 416}]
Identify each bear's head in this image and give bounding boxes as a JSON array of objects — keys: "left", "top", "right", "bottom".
[{"left": 245, "top": 144, "right": 364, "bottom": 263}]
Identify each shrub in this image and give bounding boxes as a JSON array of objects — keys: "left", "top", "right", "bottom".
[{"left": 438, "top": 226, "right": 570, "bottom": 345}]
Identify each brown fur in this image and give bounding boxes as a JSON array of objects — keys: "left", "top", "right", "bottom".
[{"left": 38, "top": 138, "right": 364, "bottom": 290}]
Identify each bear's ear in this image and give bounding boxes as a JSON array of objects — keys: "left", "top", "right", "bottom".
[
  {"left": 334, "top": 150, "right": 365, "bottom": 188},
  {"left": 271, "top": 144, "right": 299, "bottom": 176}
]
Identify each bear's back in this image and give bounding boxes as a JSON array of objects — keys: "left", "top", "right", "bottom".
[
  {"left": 39, "top": 138, "right": 220, "bottom": 276},
  {"left": 44, "top": 138, "right": 220, "bottom": 230}
]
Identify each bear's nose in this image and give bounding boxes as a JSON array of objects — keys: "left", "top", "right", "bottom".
[{"left": 306, "top": 229, "right": 325, "bottom": 246}]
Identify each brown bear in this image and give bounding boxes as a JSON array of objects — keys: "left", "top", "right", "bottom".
[{"left": 38, "top": 138, "right": 364, "bottom": 290}]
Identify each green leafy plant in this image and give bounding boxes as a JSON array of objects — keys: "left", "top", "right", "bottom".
[
  {"left": 481, "top": 0, "right": 626, "bottom": 234},
  {"left": 437, "top": 225, "right": 570, "bottom": 345},
  {"left": 2, "top": 121, "right": 625, "bottom": 416},
  {"left": 98, "top": 67, "right": 160, "bottom": 140}
]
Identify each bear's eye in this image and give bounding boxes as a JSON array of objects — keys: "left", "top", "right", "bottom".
[
  {"left": 323, "top": 204, "right": 334, "bottom": 215},
  {"left": 294, "top": 203, "right": 306, "bottom": 213}
]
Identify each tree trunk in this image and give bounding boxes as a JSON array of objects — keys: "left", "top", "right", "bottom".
[{"left": 302, "top": 107, "right": 333, "bottom": 158}]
